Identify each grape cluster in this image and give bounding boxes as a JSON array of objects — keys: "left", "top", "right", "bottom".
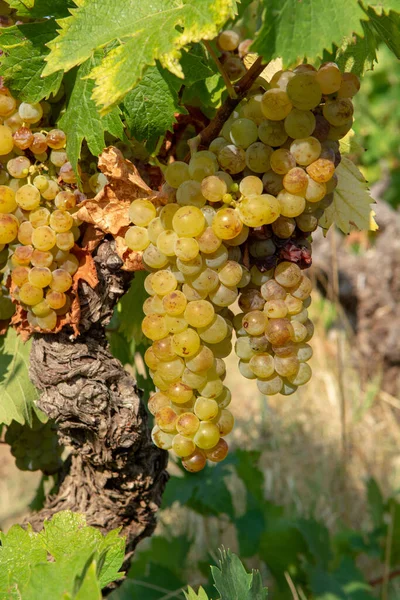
[
  {"left": 5, "top": 414, "right": 63, "bottom": 474},
  {"left": 0, "top": 86, "right": 105, "bottom": 329},
  {"left": 132, "top": 30, "right": 360, "bottom": 471}
]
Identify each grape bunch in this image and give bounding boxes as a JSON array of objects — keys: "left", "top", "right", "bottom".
[
  {"left": 0, "top": 85, "right": 105, "bottom": 330},
  {"left": 130, "top": 29, "right": 360, "bottom": 471}
]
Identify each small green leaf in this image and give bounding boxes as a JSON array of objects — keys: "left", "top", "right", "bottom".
[
  {"left": 117, "top": 272, "right": 148, "bottom": 343},
  {"left": 4, "top": 0, "right": 74, "bottom": 17},
  {"left": 366, "top": 7, "right": 400, "bottom": 59},
  {"left": 123, "top": 65, "right": 183, "bottom": 152},
  {"left": 211, "top": 548, "right": 268, "bottom": 600},
  {"left": 252, "top": 0, "right": 367, "bottom": 67},
  {"left": 0, "top": 21, "right": 63, "bottom": 103},
  {"left": 43, "top": 0, "right": 238, "bottom": 112},
  {"left": 332, "top": 21, "right": 378, "bottom": 76},
  {"left": 0, "top": 328, "right": 40, "bottom": 426},
  {"left": 184, "top": 586, "right": 209, "bottom": 600},
  {"left": 58, "top": 54, "right": 125, "bottom": 181},
  {"left": 74, "top": 561, "right": 102, "bottom": 600}
]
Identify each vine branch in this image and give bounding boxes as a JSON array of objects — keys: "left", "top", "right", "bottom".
[
  {"left": 188, "top": 56, "right": 265, "bottom": 153},
  {"left": 203, "top": 40, "right": 238, "bottom": 99}
]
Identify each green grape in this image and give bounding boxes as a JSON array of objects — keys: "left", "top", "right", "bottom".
[
  {"left": 142, "top": 314, "right": 169, "bottom": 340},
  {"left": 30, "top": 133, "right": 48, "bottom": 155},
  {"left": 285, "top": 294, "right": 303, "bottom": 315},
  {"left": 15, "top": 184, "right": 41, "bottom": 211},
  {"left": 129, "top": 199, "right": 156, "bottom": 226},
  {"left": 172, "top": 328, "right": 201, "bottom": 357},
  {"left": 261, "top": 89, "right": 293, "bottom": 120},
  {"left": 19, "top": 282, "right": 44, "bottom": 306},
  {"left": 185, "top": 345, "right": 214, "bottom": 373},
  {"left": 218, "top": 260, "right": 242, "bottom": 287},
  {"left": 50, "top": 268, "right": 72, "bottom": 292},
  {"left": 205, "top": 438, "right": 229, "bottom": 462},
  {"left": 240, "top": 175, "right": 263, "bottom": 197},
  {"left": 262, "top": 171, "right": 284, "bottom": 195},
  {"left": 323, "top": 98, "right": 354, "bottom": 127},
  {"left": 245, "top": 141, "right": 273, "bottom": 173},
  {"left": 265, "top": 318, "right": 294, "bottom": 346},
  {"left": 151, "top": 426, "right": 174, "bottom": 450},
  {"left": 0, "top": 124, "right": 14, "bottom": 155},
  {"left": 41, "top": 180, "right": 59, "bottom": 200},
  {"left": 18, "top": 102, "right": 43, "bottom": 124},
  {"left": 201, "top": 175, "right": 227, "bottom": 203},
  {"left": 238, "top": 288, "right": 265, "bottom": 312},
  {"left": 213, "top": 409, "right": 234, "bottom": 436},
  {"left": 172, "top": 205, "right": 205, "bottom": 237},
  {"left": 37, "top": 310, "right": 57, "bottom": 330},
  {"left": 284, "top": 109, "right": 316, "bottom": 139},
  {"left": 181, "top": 449, "right": 206, "bottom": 472},
  {"left": 165, "top": 314, "right": 188, "bottom": 334},
  {"left": 242, "top": 310, "right": 267, "bottom": 336},
  {"left": 296, "top": 213, "right": 317, "bottom": 233},
  {"left": 172, "top": 434, "right": 196, "bottom": 457},
  {"left": 225, "top": 225, "right": 249, "bottom": 247},
  {"left": 11, "top": 266, "right": 30, "bottom": 287},
  {"left": 242, "top": 94, "right": 265, "bottom": 125},
  {"left": 165, "top": 161, "right": 190, "bottom": 188},
  {"left": 277, "top": 190, "right": 306, "bottom": 217},
  {"left": 31, "top": 225, "right": 56, "bottom": 251},
  {"left": 7, "top": 156, "right": 30, "bottom": 179},
  {"left": 155, "top": 406, "right": 178, "bottom": 433},
  {"left": 54, "top": 191, "right": 76, "bottom": 211},
  {"left": 215, "top": 387, "right": 232, "bottom": 409},
  {"left": 125, "top": 225, "right": 149, "bottom": 251},
  {"left": 11, "top": 245, "right": 33, "bottom": 266},
  {"left": 31, "top": 249, "right": 53, "bottom": 268},
  {"left": 0, "top": 213, "right": 18, "bottom": 243},
  {"left": 174, "top": 237, "right": 199, "bottom": 261},
  {"left": 217, "top": 144, "right": 246, "bottom": 174},
  {"left": 283, "top": 167, "right": 308, "bottom": 196},
  {"left": 156, "top": 356, "right": 185, "bottom": 382},
  {"left": 218, "top": 29, "right": 240, "bottom": 51},
  {"left": 167, "top": 381, "right": 194, "bottom": 404},
  {"left": 49, "top": 209, "right": 74, "bottom": 233},
  {"left": 248, "top": 353, "right": 275, "bottom": 378},
  {"left": 193, "top": 421, "right": 220, "bottom": 449},
  {"left": 198, "top": 314, "right": 227, "bottom": 344},
  {"left": 297, "top": 342, "right": 313, "bottom": 362},
  {"left": 143, "top": 295, "right": 165, "bottom": 315},
  {"left": 176, "top": 254, "right": 203, "bottom": 276},
  {"left": 143, "top": 244, "right": 169, "bottom": 269},
  {"left": 287, "top": 362, "right": 312, "bottom": 385},
  {"left": 184, "top": 300, "right": 215, "bottom": 328},
  {"left": 271, "top": 215, "right": 296, "bottom": 238},
  {"left": 274, "top": 261, "right": 302, "bottom": 288},
  {"left": 290, "top": 137, "right": 321, "bottom": 166},
  {"left": 31, "top": 299, "right": 52, "bottom": 317},
  {"left": 188, "top": 154, "right": 216, "bottom": 181},
  {"left": 150, "top": 270, "right": 177, "bottom": 296},
  {"left": 162, "top": 290, "right": 187, "bottom": 316},
  {"left": 29, "top": 207, "right": 50, "bottom": 228},
  {"left": 196, "top": 226, "right": 222, "bottom": 254},
  {"left": 229, "top": 118, "right": 258, "bottom": 148},
  {"left": 286, "top": 73, "right": 322, "bottom": 110},
  {"left": 270, "top": 149, "right": 296, "bottom": 174},
  {"left": 305, "top": 175, "right": 326, "bottom": 203},
  {"left": 144, "top": 346, "right": 160, "bottom": 370},
  {"left": 182, "top": 367, "right": 208, "bottom": 390},
  {"left": 290, "top": 320, "right": 308, "bottom": 342},
  {"left": 270, "top": 70, "right": 295, "bottom": 90},
  {"left": 264, "top": 299, "right": 288, "bottom": 318},
  {"left": 249, "top": 238, "right": 275, "bottom": 258},
  {"left": 209, "top": 137, "right": 229, "bottom": 155},
  {"left": 337, "top": 72, "right": 360, "bottom": 98},
  {"left": 274, "top": 355, "right": 300, "bottom": 377},
  {"left": 176, "top": 180, "right": 206, "bottom": 208},
  {"left": 28, "top": 266, "right": 52, "bottom": 288},
  {"left": 212, "top": 208, "right": 243, "bottom": 240},
  {"left": 152, "top": 336, "right": 176, "bottom": 361},
  {"left": 56, "top": 232, "right": 75, "bottom": 251},
  {"left": 46, "top": 128, "right": 66, "bottom": 149},
  {"left": 0, "top": 185, "right": 16, "bottom": 213},
  {"left": 250, "top": 266, "right": 272, "bottom": 287},
  {"left": 194, "top": 397, "right": 219, "bottom": 421},
  {"left": 289, "top": 274, "right": 312, "bottom": 300},
  {"left": 148, "top": 391, "right": 170, "bottom": 415},
  {"left": 306, "top": 158, "right": 335, "bottom": 183},
  {"left": 238, "top": 194, "right": 280, "bottom": 227},
  {"left": 157, "top": 230, "right": 178, "bottom": 256},
  {"left": 257, "top": 374, "right": 283, "bottom": 395},
  {"left": 258, "top": 119, "right": 288, "bottom": 147}
]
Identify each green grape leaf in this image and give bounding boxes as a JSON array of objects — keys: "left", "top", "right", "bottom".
[
  {"left": 180, "top": 45, "right": 216, "bottom": 85},
  {"left": 181, "top": 72, "right": 226, "bottom": 115},
  {"left": 117, "top": 272, "right": 148, "bottom": 343},
  {"left": 0, "top": 328, "right": 40, "bottom": 426},
  {"left": 184, "top": 586, "right": 210, "bottom": 600},
  {"left": 0, "top": 21, "right": 63, "bottom": 103},
  {"left": 363, "top": 0, "right": 400, "bottom": 16},
  {"left": 251, "top": 0, "right": 367, "bottom": 67},
  {"left": 333, "top": 21, "right": 378, "bottom": 75},
  {"left": 366, "top": 7, "right": 400, "bottom": 59},
  {"left": 123, "top": 65, "right": 184, "bottom": 153},
  {"left": 162, "top": 461, "right": 235, "bottom": 518},
  {"left": 318, "top": 158, "right": 373, "bottom": 234},
  {"left": 4, "top": 0, "right": 74, "bottom": 17},
  {"left": 42, "top": 0, "right": 238, "bottom": 112},
  {"left": 58, "top": 54, "right": 125, "bottom": 181},
  {"left": 211, "top": 548, "right": 268, "bottom": 600},
  {"left": 0, "top": 512, "right": 125, "bottom": 598},
  {"left": 366, "top": 478, "right": 385, "bottom": 529}
]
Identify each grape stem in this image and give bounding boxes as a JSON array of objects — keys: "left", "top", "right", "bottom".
[
  {"left": 188, "top": 56, "right": 266, "bottom": 154},
  {"left": 203, "top": 40, "right": 238, "bottom": 100}
]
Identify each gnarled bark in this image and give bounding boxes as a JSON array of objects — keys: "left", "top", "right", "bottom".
[{"left": 26, "top": 239, "right": 168, "bottom": 570}]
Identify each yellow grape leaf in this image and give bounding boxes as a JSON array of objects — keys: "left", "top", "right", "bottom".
[
  {"left": 339, "top": 129, "right": 366, "bottom": 155},
  {"left": 319, "top": 157, "right": 374, "bottom": 234}
]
